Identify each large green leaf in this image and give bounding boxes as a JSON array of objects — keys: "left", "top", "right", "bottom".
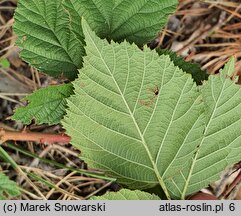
[
  {"left": 12, "top": 84, "right": 73, "bottom": 125},
  {"left": 63, "top": 19, "right": 202, "bottom": 198},
  {"left": 166, "top": 58, "right": 241, "bottom": 198},
  {"left": 14, "top": 0, "right": 85, "bottom": 80},
  {"left": 0, "top": 172, "right": 20, "bottom": 200},
  {"left": 63, "top": 20, "right": 241, "bottom": 199},
  {"left": 14, "top": 0, "right": 177, "bottom": 79},
  {"left": 91, "top": 189, "right": 160, "bottom": 200},
  {"left": 63, "top": 0, "right": 177, "bottom": 46}
]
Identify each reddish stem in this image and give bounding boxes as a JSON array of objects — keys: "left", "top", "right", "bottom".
[{"left": 0, "top": 128, "right": 71, "bottom": 144}]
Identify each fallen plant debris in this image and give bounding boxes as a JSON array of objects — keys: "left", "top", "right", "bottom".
[
  {"left": 1, "top": 0, "right": 241, "bottom": 200},
  {"left": 159, "top": 0, "right": 241, "bottom": 79}
]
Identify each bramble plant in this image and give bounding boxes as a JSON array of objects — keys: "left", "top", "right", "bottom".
[{"left": 5, "top": 0, "right": 241, "bottom": 200}]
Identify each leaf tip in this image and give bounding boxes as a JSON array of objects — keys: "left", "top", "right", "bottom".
[
  {"left": 81, "top": 17, "right": 91, "bottom": 37},
  {"left": 223, "top": 57, "right": 235, "bottom": 77}
]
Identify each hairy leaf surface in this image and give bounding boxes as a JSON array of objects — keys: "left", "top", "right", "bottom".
[
  {"left": 64, "top": 21, "right": 241, "bottom": 199},
  {"left": 0, "top": 173, "right": 20, "bottom": 200},
  {"left": 63, "top": 19, "right": 204, "bottom": 198},
  {"left": 14, "top": 0, "right": 85, "bottom": 79},
  {"left": 14, "top": 0, "right": 177, "bottom": 78},
  {"left": 12, "top": 84, "right": 73, "bottom": 125},
  {"left": 167, "top": 58, "right": 241, "bottom": 198},
  {"left": 91, "top": 189, "right": 160, "bottom": 200},
  {"left": 63, "top": 0, "right": 177, "bottom": 46}
]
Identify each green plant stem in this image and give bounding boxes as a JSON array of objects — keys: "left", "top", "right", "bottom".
[
  {"left": 0, "top": 128, "right": 71, "bottom": 144},
  {"left": 6, "top": 142, "right": 116, "bottom": 182},
  {"left": 0, "top": 145, "right": 46, "bottom": 199}
]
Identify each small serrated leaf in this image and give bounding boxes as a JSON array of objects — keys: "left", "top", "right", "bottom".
[
  {"left": 0, "top": 172, "right": 20, "bottom": 200},
  {"left": 0, "top": 59, "right": 10, "bottom": 68},
  {"left": 14, "top": 0, "right": 85, "bottom": 79},
  {"left": 12, "top": 84, "right": 73, "bottom": 125},
  {"left": 91, "top": 189, "right": 160, "bottom": 200}
]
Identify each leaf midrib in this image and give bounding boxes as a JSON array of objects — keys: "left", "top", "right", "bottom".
[
  {"left": 181, "top": 75, "right": 228, "bottom": 199},
  {"left": 17, "top": 1, "right": 78, "bottom": 66},
  {"left": 110, "top": 1, "right": 147, "bottom": 36},
  {"left": 84, "top": 23, "right": 170, "bottom": 198}
]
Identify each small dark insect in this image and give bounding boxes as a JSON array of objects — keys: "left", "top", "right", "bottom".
[
  {"left": 139, "top": 86, "right": 159, "bottom": 107},
  {"left": 153, "top": 86, "right": 159, "bottom": 95},
  {"left": 147, "top": 86, "right": 159, "bottom": 96}
]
